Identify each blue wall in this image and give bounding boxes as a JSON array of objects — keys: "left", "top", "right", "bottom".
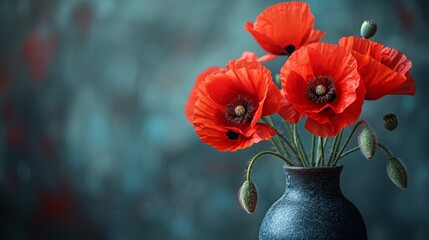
[{"left": 1, "top": 0, "right": 428, "bottom": 239}]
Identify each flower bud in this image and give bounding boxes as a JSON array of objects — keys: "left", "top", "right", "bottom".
[
  {"left": 358, "top": 125, "right": 377, "bottom": 160},
  {"left": 386, "top": 157, "right": 408, "bottom": 190},
  {"left": 383, "top": 113, "right": 398, "bottom": 131},
  {"left": 238, "top": 180, "right": 258, "bottom": 214},
  {"left": 360, "top": 19, "right": 377, "bottom": 39}
]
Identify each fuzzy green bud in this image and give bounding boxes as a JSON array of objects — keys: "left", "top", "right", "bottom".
[
  {"left": 358, "top": 125, "right": 377, "bottom": 160},
  {"left": 238, "top": 180, "right": 258, "bottom": 214},
  {"left": 360, "top": 19, "right": 377, "bottom": 39},
  {"left": 383, "top": 113, "right": 398, "bottom": 131},
  {"left": 386, "top": 157, "right": 408, "bottom": 190}
]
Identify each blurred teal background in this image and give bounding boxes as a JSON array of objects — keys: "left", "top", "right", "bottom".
[{"left": 0, "top": 0, "right": 428, "bottom": 239}]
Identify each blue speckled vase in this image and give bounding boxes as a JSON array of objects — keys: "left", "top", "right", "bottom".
[{"left": 259, "top": 165, "right": 367, "bottom": 240}]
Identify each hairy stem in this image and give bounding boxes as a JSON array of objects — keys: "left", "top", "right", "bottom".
[
  {"left": 328, "top": 130, "right": 343, "bottom": 166},
  {"left": 267, "top": 116, "right": 291, "bottom": 159},
  {"left": 262, "top": 117, "right": 300, "bottom": 163},
  {"left": 310, "top": 135, "right": 316, "bottom": 167},
  {"left": 333, "top": 120, "right": 367, "bottom": 165},
  {"left": 317, "top": 136, "right": 325, "bottom": 166},
  {"left": 339, "top": 146, "right": 360, "bottom": 159},
  {"left": 377, "top": 143, "right": 394, "bottom": 159},
  {"left": 293, "top": 124, "right": 308, "bottom": 167},
  {"left": 246, "top": 151, "right": 293, "bottom": 181}
]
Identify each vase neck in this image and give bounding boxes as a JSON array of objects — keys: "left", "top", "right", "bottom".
[{"left": 284, "top": 166, "right": 342, "bottom": 195}]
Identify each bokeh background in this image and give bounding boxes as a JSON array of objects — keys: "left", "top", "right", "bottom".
[{"left": 1, "top": 0, "right": 428, "bottom": 239}]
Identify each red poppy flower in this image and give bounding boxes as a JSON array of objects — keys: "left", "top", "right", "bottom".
[
  {"left": 191, "top": 59, "right": 281, "bottom": 151},
  {"left": 279, "top": 43, "right": 365, "bottom": 137},
  {"left": 339, "top": 36, "right": 415, "bottom": 100},
  {"left": 185, "top": 52, "right": 272, "bottom": 123},
  {"left": 245, "top": 2, "right": 326, "bottom": 57}
]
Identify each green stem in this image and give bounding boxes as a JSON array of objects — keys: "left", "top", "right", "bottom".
[
  {"left": 293, "top": 124, "right": 308, "bottom": 167},
  {"left": 267, "top": 117, "right": 291, "bottom": 159},
  {"left": 284, "top": 122, "right": 294, "bottom": 141},
  {"left": 283, "top": 122, "right": 299, "bottom": 157},
  {"left": 263, "top": 115, "right": 273, "bottom": 126},
  {"left": 246, "top": 151, "right": 293, "bottom": 181},
  {"left": 377, "top": 143, "right": 394, "bottom": 159},
  {"left": 333, "top": 120, "right": 367, "bottom": 165},
  {"left": 262, "top": 117, "right": 300, "bottom": 163},
  {"left": 322, "top": 137, "right": 330, "bottom": 166},
  {"left": 328, "top": 130, "right": 343, "bottom": 166},
  {"left": 310, "top": 135, "right": 316, "bottom": 167},
  {"left": 339, "top": 146, "right": 360, "bottom": 159},
  {"left": 323, "top": 137, "right": 329, "bottom": 147},
  {"left": 328, "top": 136, "right": 339, "bottom": 166},
  {"left": 296, "top": 126, "right": 309, "bottom": 166},
  {"left": 268, "top": 137, "right": 283, "bottom": 154},
  {"left": 317, "top": 136, "right": 325, "bottom": 166},
  {"left": 276, "top": 132, "right": 300, "bottom": 164}
]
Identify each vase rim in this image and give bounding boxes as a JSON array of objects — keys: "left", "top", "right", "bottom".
[{"left": 284, "top": 165, "right": 343, "bottom": 172}]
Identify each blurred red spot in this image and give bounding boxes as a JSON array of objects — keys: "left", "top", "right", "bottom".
[
  {"left": 2, "top": 101, "right": 13, "bottom": 121},
  {"left": 35, "top": 186, "right": 76, "bottom": 226},
  {"left": 6, "top": 124, "right": 27, "bottom": 146},
  {"left": 0, "top": 68, "right": 11, "bottom": 96},
  {"left": 21, "top": 23, "right": 59, "bottom": 83},
  {"left": 40, "top": 136, "right": 56, "bottom": 157},
  {"left": 72, "top": 2, "right": 94, "bottom": 39},
  {"left": 395, "top": 3, "right": 416, "bottom": 35},
  {"left": 175, "top": 35, "right": 194, "bottom": 54}
]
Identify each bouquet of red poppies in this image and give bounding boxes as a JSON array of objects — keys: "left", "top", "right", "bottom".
[{"left": 184, "top": 2, "right": 415, "bottom": 213}]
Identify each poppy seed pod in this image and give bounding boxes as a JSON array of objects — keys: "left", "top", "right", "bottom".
[
  {"left": 238, "top": 180, "right": 258, "bottom": 214},
  {"left": 386, "top": 157, "right": 408, "bottom": 190},
  {"left": 358, "top": 125, "right": 377, "bottom": 160},
  {"left": 360, "top": 19, "right": 377, "bottom": 39},
  {"left": 383, "top": 113, "right": 398, "bottom": 131}
]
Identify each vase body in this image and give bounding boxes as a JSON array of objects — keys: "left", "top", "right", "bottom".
[{"left": 259, "top": 166, "right": 367, "bottom": 240}]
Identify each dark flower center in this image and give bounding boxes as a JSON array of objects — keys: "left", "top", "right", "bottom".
[
  {"left": 225, "top": 95, "right": 255, "bottom": 125},
  {"left": 284, "top": 45, "right": 295, "bottom": 55},
  {"left": 306, "top": 75, "right": 336, "bottom": 104},
  {"left": 226, "top": 130, "right": 240, "bottom": 140}
]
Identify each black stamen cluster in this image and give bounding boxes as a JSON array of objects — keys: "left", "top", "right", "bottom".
[
  {"left": 306, "top": 75, "right": 336, "bottom": 104},
  {"left": 225, "top": 95, "right": 255, "bottom": 125}
]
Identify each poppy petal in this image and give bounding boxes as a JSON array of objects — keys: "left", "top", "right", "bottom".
[
  {"left": 190, "top": 57, "right": 281, "bottom": 151},
  {"left": 245, "top": 2, "right": 325, "bottom": 55},
  {"left": 380, "top": 47, "right": 412, "bottom": 76},
  {"left": 184, "top": 66, "right": 222, "bottom": 123},
  {"left": 278, "top": 93, "right": 305, "bottom": 124},
  {"left": 193, "top": 121, "right": 275, "bottom": 152},
  {"left": 280, "top": 42, "right": 365, "bottom": 137},
  {"left": 305, "top": 29, "right": 327, "bottom": 44},
  {"left": 239, "top": 51, "right": 277, "bottom": 63},
  {"left": 339, "top": 36, "right": 415, "bottom": 99},
  {"left": 253, "top": 2, "right": 314, "bottom": 48},
  {"left": 339, "top": 36, "right": 383, "bottom": 58},
  {"left": 262, "top": 78, "right": 282, "bottom": 116},
  {"left": 240, "top": 51, "right": 258, "bottom": 62},
  {"left": 305, "top": 117, "right": 335, "bottom": 137},
  {"left": 389, "top": 72, "right": 416, "bottom": 95},
  {"left": 352, "top": 54, "right": 409, "bottom": 100},
  {"left": 304, "top": 82, "right": 364, "bottom": 137},
  {"left": 245, "top": 22, "right": 285, "bottom": 54},
  {"left": 282, "top": 43, "right": 360, "bottom": 115},
  {"left": 257, "top": 53, "right": 278, "bottom": 62}
]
